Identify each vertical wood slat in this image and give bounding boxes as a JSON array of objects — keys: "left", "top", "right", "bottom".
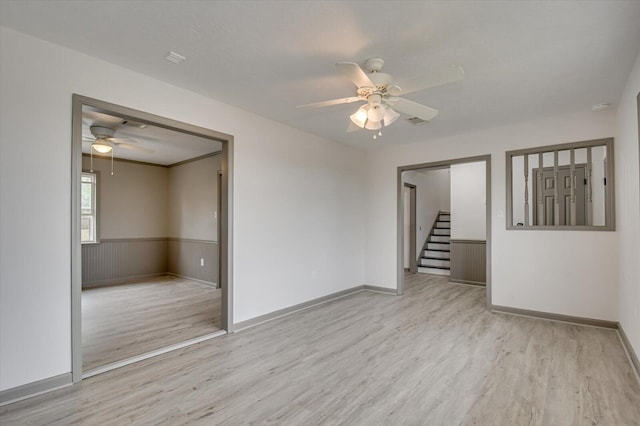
[
  {"left": 553, "top": 150, "right": 560, "bottom": 226},
  {"left": 449, "top": 240, "right": 486, "bottom": 285},
  {"left": 82, "top": 239, "right": 168, "bottom": 287},
  {"left": 569, "top": 149, "right": 576, "bottom": 226},
  {"left": 524, "top": 155, "right": 529, "bottom": 226},
  {"left": 586, "top": 147, "right": 593, "bottom": 226},
  {"left": 537, "top": 152, "right": 544, "bottom": 225}
]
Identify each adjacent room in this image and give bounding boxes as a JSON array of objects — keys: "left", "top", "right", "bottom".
[{"left": 80, "top": 106, "right": 223, "bottom": 373}]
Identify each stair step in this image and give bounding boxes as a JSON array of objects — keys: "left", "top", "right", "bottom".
[
  {"left": 436, "top": 221, "right": 450, "bottom": 228},
  {"left": 430, "top": 235, "right": 450, "bottom": 243},
  {"left": 418, "top": 266, "right": 450, "bottom": 276},
  {"left": 438, "top": 214, "right": 450, "bottom": 222},
  {"left": 420, "top": 258, "right": 450, "bottom": 268},
  {"left": 433, "top": 228, "right": 450, "bottom": 236},
  {"left": 424, "top": 250, "right": 450, "bottom": 259},
  {"left": 427, "top": 242, "right": 450, "bottom": 251}
]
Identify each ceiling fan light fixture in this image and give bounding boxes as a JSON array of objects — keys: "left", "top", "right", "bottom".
[
  {"left": 92, "top": 140, "right": 113, "bottom": 154},
  {"left": 367, "top": 104, "right": 385, "bottom": 123},
  {"left": 350, "top": 105, "right": 369, "bottom": 128},
  {"left": 383, "top": 107, "right": 400, "bottom": 126},
  {"left": 365, "top": 119, "right": 382, "bottom": 130}
]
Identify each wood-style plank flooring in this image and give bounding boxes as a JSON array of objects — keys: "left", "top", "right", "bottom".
[
  {"left": 3, "top": 273, "right": 639, "bottom": 425},
  {"left": 82, "top": 275, "right": 221, "bottom": 371}
]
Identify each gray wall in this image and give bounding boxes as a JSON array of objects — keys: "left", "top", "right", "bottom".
[
  {"left": 82, "top": 156, "right": 168, "bottom": 238},
  {"left": 81, "top": 155, "right": 219, "bottom": 287},
  {"left": 167, "top": 239, "right": 218, "bottom": 284},
  {"left": 168, "top": 155, "right": 220, "bottom": 241}
]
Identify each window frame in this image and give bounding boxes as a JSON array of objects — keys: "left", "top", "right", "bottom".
[
  {"left": 505, "top": 137, "right": 615, "bottom": 231},
  {"left": 81, "top": 171, "right": 100, "bottom": 244}
]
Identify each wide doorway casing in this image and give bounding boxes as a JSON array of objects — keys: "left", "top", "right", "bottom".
[{"left": 71, "top": 95, "right": 234, "bottom": 382}]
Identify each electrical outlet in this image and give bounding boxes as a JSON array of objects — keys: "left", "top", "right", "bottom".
[{"left": 200, "top": 258, "right": 204, "bottom": 267}]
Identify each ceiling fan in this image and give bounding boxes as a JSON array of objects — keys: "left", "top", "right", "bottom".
[
  {"left": 82, "top": 125, "right": 154, "bottom": 155},
  {"left": 298, "top": 57, "right": 464, "bottom": 136}
]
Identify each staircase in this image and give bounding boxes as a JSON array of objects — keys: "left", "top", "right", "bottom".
[{"left": 418, "top": 212, "right": 451, "bottom": 276}]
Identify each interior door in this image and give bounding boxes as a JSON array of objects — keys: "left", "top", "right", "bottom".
[{"left": 534, "top": 165, "right": 586, "bottom": 225}]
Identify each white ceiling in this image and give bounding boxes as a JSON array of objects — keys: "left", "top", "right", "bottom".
[
  {"left": 2, "top": 1, "right": 640, "bottom": 149},
  {"left": 82, "top": 106, "right": 222, "bottom": 165}
]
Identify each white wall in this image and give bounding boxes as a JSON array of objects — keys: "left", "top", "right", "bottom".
[
  {"left": 168, "top": 155, "right": 221, "bottom": 241},
  {"left": 403, "top": 169, "right": 450, "bottom": 257},
  {"left": 365, "top": 109, "right": 619, "bottom": 324},
  {"left": 81, "top": 156, "right": 169, "bottom": 238},
  {"left": 615, "top": 50, "right": 640, "bottom": 362},
  {"left": 450, "top": 162, "right": 486, "bottom": 240},
  {"left": 0, "top": 27, "right": 366, "bottom": 391}
]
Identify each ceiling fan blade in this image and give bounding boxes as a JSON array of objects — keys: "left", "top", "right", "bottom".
[
  {"left": 392, "top": 98, "right": 439, "bottom": 122},
  {"left": 394, "top": 64, "right": 464, "bottom": 95},
  {"left": 113, "top": 142, "right": 154, "bottom": 154},
  {"left": 335, "top": 62, "right": 374, "bottom": 88},
  {"left": 82, "top": 136, "right": 96, "bottom": 141},
  {"left": 82, "top": 109, "right": 125, "bottom": 126},
  {"left": 297, "top": 96, "right": 363, "bottom": 109},
  {"left": 110, "top": 137, "right": 138, "bottom": 144}
]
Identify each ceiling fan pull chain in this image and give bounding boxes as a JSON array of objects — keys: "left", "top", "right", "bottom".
[
  {"left": 90, "top": 149, "right": 94, "bottom": 173},
  {"left": 111, "top": 149, "right": 114, "bottom": 176}
]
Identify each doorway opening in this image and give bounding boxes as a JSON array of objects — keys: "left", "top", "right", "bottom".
[
  {"left": 71, "top": 95, "right": 233, "bottom": 382},
  {"left": 397, "top": 155, "right": 491, "bottom": 307}
]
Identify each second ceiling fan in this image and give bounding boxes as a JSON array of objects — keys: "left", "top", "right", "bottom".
[{"left": 298, "top": 57, "right": 464, "bottom": 135}]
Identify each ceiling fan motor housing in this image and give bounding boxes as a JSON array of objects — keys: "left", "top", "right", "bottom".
[
  {"left": 364, "top": 57, "right": 385, "bottom": 72},
  {"left": 90, "top": 126, "right": 115, "bottom": 139}
]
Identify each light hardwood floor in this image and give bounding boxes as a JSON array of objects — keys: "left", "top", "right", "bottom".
[
  {"left": 82, "top": 275, "right": 221, "bottom": 371},
  {"left": 2, "top": 273, "right": 639, "bottom": 425}
]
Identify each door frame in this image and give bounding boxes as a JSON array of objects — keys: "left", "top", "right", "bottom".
[
  {"left": 403, "top": 183, "right": 417, "bottom": 273},
  {"left": 397, "top": 155, "right": 492, "bottom": 308},
  {"left": 71, "top": 95, "right": 234, "bottom": 383}
]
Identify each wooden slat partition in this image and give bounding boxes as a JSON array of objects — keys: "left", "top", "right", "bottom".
[
  {"left": 82, "top": 238, "right": 168, "bottom": 287},
  {"left": 82, "top": 238, "right": 218, "bottom": 287},
  {"left": 449, "top": 240, "right": 486, "bottom": 286}
]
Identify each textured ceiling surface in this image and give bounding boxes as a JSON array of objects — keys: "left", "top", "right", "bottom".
[
  {"left": 2, "top": 1, "right": 640, "bottom": 149},
  {"left": 82, "top": 107, "right": 222, "bottom": 165}
]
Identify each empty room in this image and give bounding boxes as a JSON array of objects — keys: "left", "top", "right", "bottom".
[
  {"left": 1, "top": 1, "right": 639, "bottom": 425},
  {"left": 79, "top": 106, "right": 224, "bottom": 375}
]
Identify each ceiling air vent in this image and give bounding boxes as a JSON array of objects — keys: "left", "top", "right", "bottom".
[
  {"left": 165, "top": 51, "right": 186, "bottom": 64},
  {"left": 407, "top": 117, "right": 429, "bottom": 125}
]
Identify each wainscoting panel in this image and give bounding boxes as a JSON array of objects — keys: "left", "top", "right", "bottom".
[
  {"left": 167, "top": 239, "right": 218, "bottom": 286},
  {"left": 82, "top": 238, "right": 168, "bottom": 287},
  {"left": 449, "top": 240, "right": 486, "bottom": 285}
]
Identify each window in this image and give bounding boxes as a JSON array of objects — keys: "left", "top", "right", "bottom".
[
  {"left": 506, "top": 138, "right": 615, "bottom": 230},
  {"left": 81, "top": 172, "right": 97, "bottom": 243}
]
